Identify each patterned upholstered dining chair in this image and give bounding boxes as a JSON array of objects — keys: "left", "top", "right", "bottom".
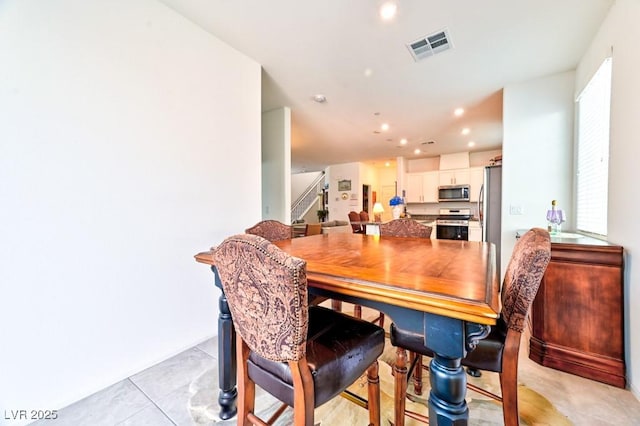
[
  {"left": 379, "top": 218, "right": 433, "bottom": 238},
  {"left": 353, "top": 218, "right": 433, "bottom": 328},
  {"left": 245, "top": 219, "right": 292, "bottom": 242},
  {"left": 213, "top": 234, "right": 385, "bottom": 426},
  {"left": 390, "top": 227, "right": 551, "bottom": 426}
]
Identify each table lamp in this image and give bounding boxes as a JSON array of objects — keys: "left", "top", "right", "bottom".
[{"left": 373, "top": 202, "right": 384, "bottom": 222}]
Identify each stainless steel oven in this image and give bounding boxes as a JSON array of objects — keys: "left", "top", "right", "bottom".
[{"left": 436, "top": 208, "right": 470, "bottom": 241}]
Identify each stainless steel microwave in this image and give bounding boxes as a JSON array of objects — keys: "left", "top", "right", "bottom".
[{"left": 438, "top": 184, "right": 470, "bottom": 202}]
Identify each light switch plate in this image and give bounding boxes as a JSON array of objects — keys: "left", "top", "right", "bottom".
[{"left": 510, "top": 204, "right": 524, "bottom": 215}]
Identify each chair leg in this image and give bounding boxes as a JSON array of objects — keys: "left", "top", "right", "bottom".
[
  {"left": 394, "top": 347, "right": 408, "bottom": 426},
  {"left": 354, "top": 304, "right": 362, "bottom": 318},
  {"left": 289, "top": 359, "right": 315, "bottom": 426},
  {"left": 499, "top": 371, "right": 519, "bottom": 426},
  {"left": 499, "top": 332, "right": 522, "bottom": 426},
  {"left": 367, "top": 361, "right": 381, "bottom": 426},
  {"left": 331, "top": 299, "right": 343, "bottom": 312},
  {"left": 354, "top": 305, "right": 385, "bottom": 328},
  {"left": 236, "top": 337, "right": 255, "bottom": 426},
  {"left": 410, "top": 352, "right": 423, "bottom": 395}
]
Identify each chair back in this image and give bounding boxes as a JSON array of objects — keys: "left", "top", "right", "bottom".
[
  {"left": 379, "top": 218, "right": 432, "bottom": 238},
  {"left": 501, "top": 227, "right": 551, "bottom": 332},
  {"left": 359, "top": 211, "right": 370, "bottom": 222},
  {"left": 304, "top": 223, "right": 322, "bottom": 236},
  {"left": 245, "top": 220, "right": 292, "bottom": 242},
  {"left": 348, "top": 211, "right": 362, "bottom": 233},
  {"left": 213, "top": 234, "right": 308, "bottom": 362}
]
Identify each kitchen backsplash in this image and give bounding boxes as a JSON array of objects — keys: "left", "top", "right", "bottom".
[{"left": 407, "top": 201, "right": 478, "bottom": 219}]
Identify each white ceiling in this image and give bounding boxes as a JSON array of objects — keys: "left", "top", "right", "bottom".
[{"left": 160, "top": 0, "right": 613, "bottom": 172}]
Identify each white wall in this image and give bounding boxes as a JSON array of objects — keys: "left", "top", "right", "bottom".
[
  {"left": 577, "top": 0, "right": 640, "bottom": 397},
  {"left": 375, "top": 166, "right": 397, "bottom": 198},
  {"left": 327, "top": 162, "right": 361, "bottom": 222},
  {"left": 262, "top": 107, "right": 292, "bottom": 223},
  {"left": 502, "top": 71, "right": 575, "bottom": 277},
  {"left": 406, "top": 156, "right": 441, "bottom": 173},
  {"left": 470, "top": 149, "right": 503, "bottom": 167},
  {"left": 0, "top": 0, "right": 261, "bottom": 415},
  {"left": 405, "top": 149, "right": 502, "bottom": 173}
]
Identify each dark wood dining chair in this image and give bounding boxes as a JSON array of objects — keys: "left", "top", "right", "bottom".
[
  {"left": 304, "top": 223, "right": 322, "bottom": 236},
  {"left": 348, "top": 211, "right": 364, "bottom": 233},
  {"left": 359, "top": 210, "right": 370, "bottom": 223},
  {"left": 245, "top": 219, "right": 292, "bottom": 241},
  {"left": 390, "top": 227, "right": 551, "bottom": 426},
  {"left": 213, "top": 234, "right": 384, "bottom": 426}
]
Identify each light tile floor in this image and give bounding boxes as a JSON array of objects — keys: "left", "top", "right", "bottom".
[{"left": 30, "top": 310, "right": 640, "bottom": 425}]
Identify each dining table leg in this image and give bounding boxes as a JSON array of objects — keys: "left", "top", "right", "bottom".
[
  {"left": 213, "top": 267, "right": 238, "bottom": 420},
  {"left": 427, "top": 354, "right": 468, "bottom": 424},
  {"left": 423, "top": 313, "right": 470, "bottom": 425}
]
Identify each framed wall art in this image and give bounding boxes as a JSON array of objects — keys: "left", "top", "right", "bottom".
[{"left": 338, "top": 179, "right": 351, "bottom": 191}]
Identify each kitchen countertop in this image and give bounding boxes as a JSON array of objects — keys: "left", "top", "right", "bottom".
[
  {"left": 407, "top": 214, "right": 439, "bottom": 221},
  {"left": 409, "top": 214, "right": 480, "bottom": 222}
]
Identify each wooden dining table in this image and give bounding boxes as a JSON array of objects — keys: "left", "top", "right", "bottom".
[{"left": 195, "top": 233, "right": 500, "bottom": 426}]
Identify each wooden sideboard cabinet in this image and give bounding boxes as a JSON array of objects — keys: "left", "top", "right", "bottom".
[{"left": 529, "top": 236, "right": 625, "bottom": 388}]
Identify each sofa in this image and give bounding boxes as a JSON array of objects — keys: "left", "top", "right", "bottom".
[{"left": 321, "top": 220, "right": 351, "bottom": 234}]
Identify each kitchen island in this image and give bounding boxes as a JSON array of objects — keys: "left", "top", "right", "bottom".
[{"left": 516, "top": 230, "right": 625, "bottom": 388}]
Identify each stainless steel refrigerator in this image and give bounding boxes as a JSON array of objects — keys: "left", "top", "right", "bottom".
[{"left": 478, "top": 165, "right": 502, "bottom": 274}]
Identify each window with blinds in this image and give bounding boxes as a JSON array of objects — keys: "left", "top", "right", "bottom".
[{"left": 576, "top": 57, "right": 612, "bottom": 237}]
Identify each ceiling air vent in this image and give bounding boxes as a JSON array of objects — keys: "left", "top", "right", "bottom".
[{"left": 407, "top": 28, "right": 452, "bottom": 62}]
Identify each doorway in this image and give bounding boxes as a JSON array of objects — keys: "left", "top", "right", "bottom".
[{"left": 362, "top": 185, "right": 370, "bottom": 213}]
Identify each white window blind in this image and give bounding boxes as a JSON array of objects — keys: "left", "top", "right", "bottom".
[{"left": 576, "top": 57, "right": 612, "bottom": 236}]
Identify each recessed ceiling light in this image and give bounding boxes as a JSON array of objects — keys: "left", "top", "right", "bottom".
[
  {"left": 313, "top": 94, "right": 327, "bottom": 103},
  {"left": 380, "top": 2, "right": 397, "bottom": 20},
  {"left": 400, "top": 138, "right": 408, "bottom": 145},
  {"left": 385, "top": 161, "right": 390, "bottom": 167},
  {"left": 381, "top": 123, "right": 389, "bottom": 131},
  {"left": 454, "top": 108, "right": 465, "bottom": 117},
  {"left": 364, "top": 68, "right": 373, "bottom": 77},
  {"left": 461, "top": 127, "right": 470, "bottom": 135},
  {"left": 468, "top": 141, "right": 475, "bottom": 147},
  {"left": 414, "top": 149, "right": 421, "bottom": 154}
]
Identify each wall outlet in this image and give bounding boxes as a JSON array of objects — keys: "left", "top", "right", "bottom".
[{"left": 510, "top": 204, "right": 524, "bottom": 215}]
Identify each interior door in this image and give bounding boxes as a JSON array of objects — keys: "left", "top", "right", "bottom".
[{"left": 381, "top": 185, "right": 396, "bottom": 222}]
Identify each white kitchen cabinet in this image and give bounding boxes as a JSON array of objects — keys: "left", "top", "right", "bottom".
[
  {"left": 406, "top": 171, "right": 439, "bottom": 203},
  {"left": 469, "top": 167, "right": 485, "bottom": 202},
  {"left": 439, "top": 168, "right": 470, "bottom": 186},
  {"left": 406, "top": 173, "right": 424, "bottom": 203},
  {"left": 469, "top": 222, "right": 482, "bottom": 242}
]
